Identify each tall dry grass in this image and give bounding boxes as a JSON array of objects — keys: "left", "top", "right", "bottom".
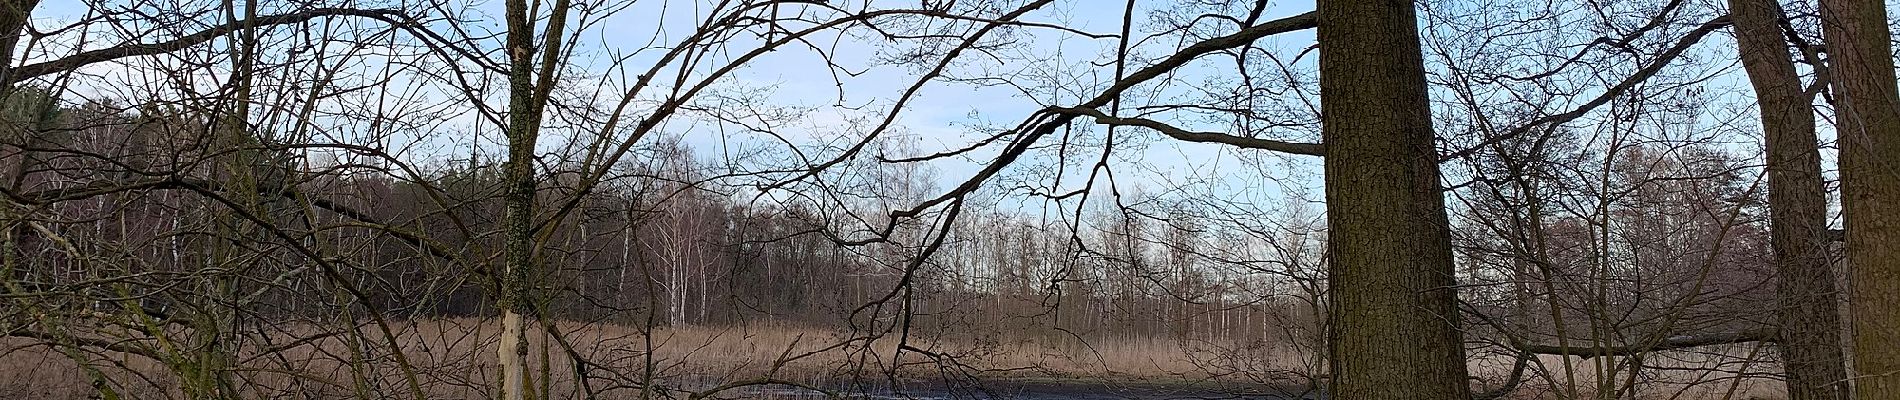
[
  {"left": 2, "top": 318, "right": 1794, "bottom": 399},
  {"left": 1463, "top": 345, "right": 1789, "bottom": 400},
  {"left": 0, "top": 318, "right": 1313, "bottom": 399}
]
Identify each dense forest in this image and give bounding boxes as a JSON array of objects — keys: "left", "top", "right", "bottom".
[{"left": 1, "top": 0, "right": 1897, "bottom": 399}]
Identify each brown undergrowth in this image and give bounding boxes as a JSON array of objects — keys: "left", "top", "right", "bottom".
[
  {"left": 0, "top": 318, "right": 1790, "bottom": 399},
  {"left": 0, "top": 318, "right": 1308, "bottom": 399}
]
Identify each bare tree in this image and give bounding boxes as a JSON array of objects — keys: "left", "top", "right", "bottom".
[
  {"left": 1729, "top": 0, "right": 1849, "bottom": 397},
  {"left": 11, "top": 0, "right": 1900, "bottom": 399},
  {"left": 1818, "top": 0, "right": 1900, "bottom": 397}
]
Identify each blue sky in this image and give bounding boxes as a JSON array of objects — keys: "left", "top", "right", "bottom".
[
  {"left": 639, "top": 0, "right": 1328, "bottom": 215},
  {"left": 23, "top": 0, "right": 1809, "bottom": 228}
]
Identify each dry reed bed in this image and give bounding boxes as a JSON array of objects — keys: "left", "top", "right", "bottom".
[
  {"left": 1, "top": 318, "right": 1290, "bottom": 399},
  {"left": 1, "top": 318, "right": 1790, "bottom": 399}
]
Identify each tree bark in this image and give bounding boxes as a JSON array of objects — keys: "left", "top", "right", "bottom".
[
  {"left": 0, "top": 0, "right": 38, "bottom": 86},
  {"left": 1317, "top": 0, "right": 1471, "bottom": 398},
  {"left": 1818, "top": 0, "right": 1900, "bottom": 398},
  {"left": 497, "top": 0, "right": 571, "bottom": 396},
  {"left": 1728, "top": 0, "right": 1851, "bottom": 398},
  {"left": 498, "top": 0, "right": 542, "bottom": 398}
]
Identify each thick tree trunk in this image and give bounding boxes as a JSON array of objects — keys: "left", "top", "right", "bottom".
[
  {"left": 1316, "top": 0, "right": 1471, "bottom": 398},
  {"left": 1818, "top": 0, "right": 1900, "bottom": 398},
  {"left": 0, "top": 0, "right": 37, "bottom": 85},
  {"left": 1728, "top": 0, "right": 1851, "bottom": 398},
  {"left": 0, "top": 0, "right": 40, "bottom": 180}
]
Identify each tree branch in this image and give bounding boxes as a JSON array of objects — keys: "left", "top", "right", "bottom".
[
  {"left": 5, "top": 329, "right": 162, "bottom": 360},
  {"left": 832, "top": 11, "right": 1318, "bottom": 230},
  {"left": 1474, "top": 350, "right": 1532, "bottom": 400},
  {"left": 1441, "top": 14, "right": 1733, "bottom": 162},
  {"left": 7, "top": 8, "right": 407, "bottom": 84},
  {"left": 1048, "top": 106, "right": 1324, "bottom": 156}
]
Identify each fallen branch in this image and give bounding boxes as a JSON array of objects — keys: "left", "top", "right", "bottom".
[
  {"left": 1517, "top": 328, "right": 1777, "bottom": 359},
  {"left": 5, "top": 329, "right": 162, "bottom": 360}
]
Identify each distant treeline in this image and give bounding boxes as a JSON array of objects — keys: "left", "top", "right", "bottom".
[{"left": 5, "top": 95, "right": 1305, "bottom": 345}]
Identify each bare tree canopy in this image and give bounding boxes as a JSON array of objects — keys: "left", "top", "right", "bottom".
[{"left": 0, "top": 0, "right": 1893, "bottom": 399}]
